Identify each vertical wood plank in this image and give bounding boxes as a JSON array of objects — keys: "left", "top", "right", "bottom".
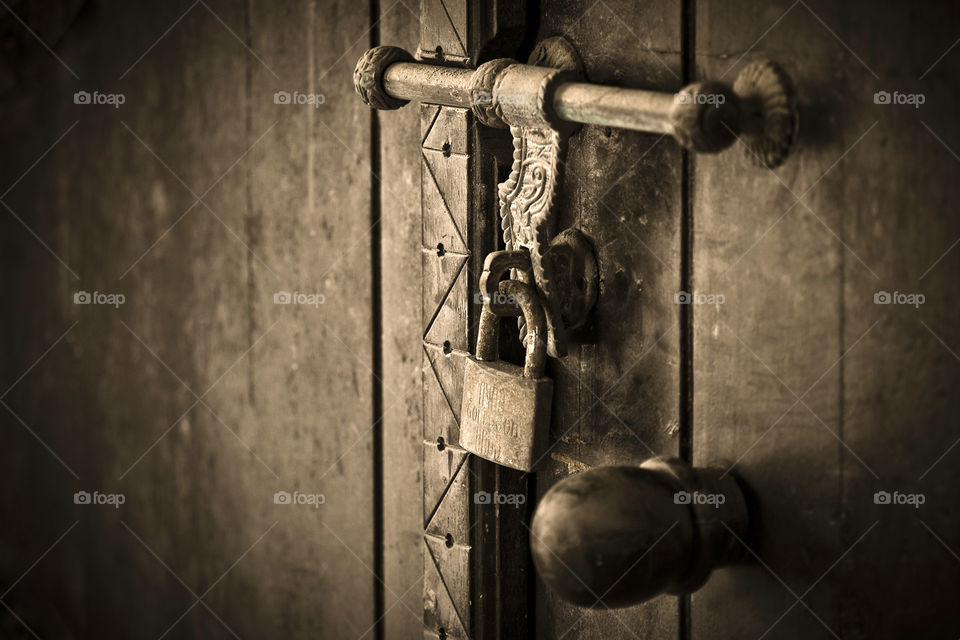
[
  {"left": 692, "top": 1, "right": 844, "bottom": 637},
  {"left": 380, "top": 3, "right": 428, "bottom": 639},
  {"left": 533, "top": 1, "right": 684, "bottom": 638},
  {"left": 693, "top": 1, "right": 960, "bottom": 638},
  {"left": 836, "top": 2, "right": 960, "bottom": 637},
  {"left": 0, "top": 0, "right": 378, "bottom": 637},
  {"left": 246, "top": 1, "right": 376, "bottom": 637}
]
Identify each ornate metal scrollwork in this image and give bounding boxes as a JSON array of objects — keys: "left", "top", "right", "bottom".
[{"left": 491, "top": 37, "right": 596, "bottom": 358}]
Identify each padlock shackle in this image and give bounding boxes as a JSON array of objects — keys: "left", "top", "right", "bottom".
[
  {"left": 476, "top": 305, "right": 499, "bottom": 362},
  {"left": 475, "top": 280, "right": 548, "bottom": 379},
  {"left": 479, "top": 250, "right": 533, "bottom": 317},
  {"left": 506, "top": 280, "right": 547, "bottom": 378}
]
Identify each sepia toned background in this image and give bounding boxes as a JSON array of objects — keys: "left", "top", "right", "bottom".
[{"left": 1, "top": 0, "right": 959, "bottom": 638}]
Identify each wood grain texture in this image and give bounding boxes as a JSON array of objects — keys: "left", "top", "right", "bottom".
[
  {"left": 693, "top": 1, "right": 960, "bottom": 638},
  {"left": 532, "top": 1, "right": 684, "bottom": 638},
  {"left": 380, "top": 4, "right": 427, "bottom": 640},
  {"left": 836, "top": 2, "right": 960, "bottom": 637},
  {"left": 692, "top": 1, "right": 847, "bottom": 636},
  {"left": 418, "top": 100, "right": 525, "bottom": 640},
  {"left": 0, "top": 0, "right": 376, "bottom": 637}
]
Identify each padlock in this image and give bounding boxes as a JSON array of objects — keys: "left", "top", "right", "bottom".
[{"left": 460, "top": 279, "right": 553, "bottom": 471}]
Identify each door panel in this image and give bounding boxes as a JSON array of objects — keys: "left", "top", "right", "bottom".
[
  {"left": 692, "top": 2, "right": 845, "bottom": 637},
  {"left": 533, "top": 1, "right": 684, "bottom": 638},
  {"left": 380, "top": 5, "right": 426, "bottom": 640},
  {"left": 693, "top": 1, "right": 960, "bottom": 638},
  {"left": 0, "top": 0, "right": 376, "bottom": 637}
]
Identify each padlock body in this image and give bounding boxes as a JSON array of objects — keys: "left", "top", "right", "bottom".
[{"left": 460, "top": 357, "right": 553, "bottom": 471}]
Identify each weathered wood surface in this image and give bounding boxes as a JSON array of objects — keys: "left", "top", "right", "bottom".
[
  {"left": 0, "top": 0, "right": 376, "bottom": 637},
  {"left": 532, "top": 1, "right": 685, "bottom": 639},
  {"left": 693, "top": 1, "right": 960, "bottom": 638},
  {"left": 410, "top": 2, "right": 533, "bottom": 639},
  {"left": 418, "top": 93, "right": 527, "bottom": 640},
  {"left": 380, "top": 4, "right": 426, "bottom": 640}
]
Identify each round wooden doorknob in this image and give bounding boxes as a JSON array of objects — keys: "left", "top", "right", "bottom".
[{"left": 530, "top": 458, "right": 750, "bottom": 608}]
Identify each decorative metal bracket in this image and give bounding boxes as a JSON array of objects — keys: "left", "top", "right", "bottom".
[{"left": 484, "top": 37, "right": 594, "bottom": 358}]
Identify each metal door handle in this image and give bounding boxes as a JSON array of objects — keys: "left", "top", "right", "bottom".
[
  {"left": 353, "top": 41, "right": 798, "bottom": 361},
  {"left": 529, "top": 458, "right": 750, "bottom": 607},
  {"left": 355, "top": 45, "right": 798, "bottom": 167}
]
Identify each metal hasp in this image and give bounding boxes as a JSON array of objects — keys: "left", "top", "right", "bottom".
[
  {"left": 355, "top": 45, "right": 799, "bottom": 168},
  {"left": 529, "top": 458, "right": 750, "bottom": 608},
  {"left": 356, "top": 39, "right": 602, "bottom": 359}
]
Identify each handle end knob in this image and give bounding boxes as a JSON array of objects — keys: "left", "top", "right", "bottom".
[
  {"left": 670, "top": 81, "right": 742, "bottom": 153},
  {"left": 530, "top": 459, "right": 749, "bottom": 608},
  {"left": 354, "top": 46, "right": 413, "bottom": 110},
  {"left": 669, "top": 62, "right": 798, "bottom": 167},
  {"left": 733, "top": 61, "right": 798, "bottom": 168}
]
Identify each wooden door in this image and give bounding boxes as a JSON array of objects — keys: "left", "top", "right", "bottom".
[
  {"left": 691, "top": 2, "right": 960, "bottom": 638},
  {"left": 0, "top": 1, "right": 379, "bottom": 637},
  {"left": 380, "top": 1, "right": 960, "bottom": 639},
  {"left": 4, "top": 1, "right": 954, "bottom": 638}
]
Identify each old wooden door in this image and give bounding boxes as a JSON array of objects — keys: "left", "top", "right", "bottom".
[
  {"left": 378, "top": 1, "right": 960, "bottom": 639},
  {"left": 0, "top": 1, "right": 381, "bottom": 637}
]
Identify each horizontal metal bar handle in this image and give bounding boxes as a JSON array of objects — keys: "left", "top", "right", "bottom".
[{"left": 354, "top": 46, "right": 798, "bottom": 168}]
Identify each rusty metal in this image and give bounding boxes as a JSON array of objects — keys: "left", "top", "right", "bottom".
[
  {"left": 494, "top": 38, "right": 587, "bottom": 359},
  {"left": 543, "top": 228, "right": 598, "bottom": 331},
  {"left": 356, "top": 43, "right": 796, "bottom": 370},
  {"left": 460, "top": 280, "right": 553, "bottom": 472},
  {"left": 382, "top": 63, "right": 474, "bottom": 107},
  {"left": 529, "top": 458, "right": 750, "bottom": 608},
  {"left": 356, "top": 47, "right": 798, "bottom": 167},
  {"left": 478, "top": 250, "right": 533, "bottom": 317}
]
